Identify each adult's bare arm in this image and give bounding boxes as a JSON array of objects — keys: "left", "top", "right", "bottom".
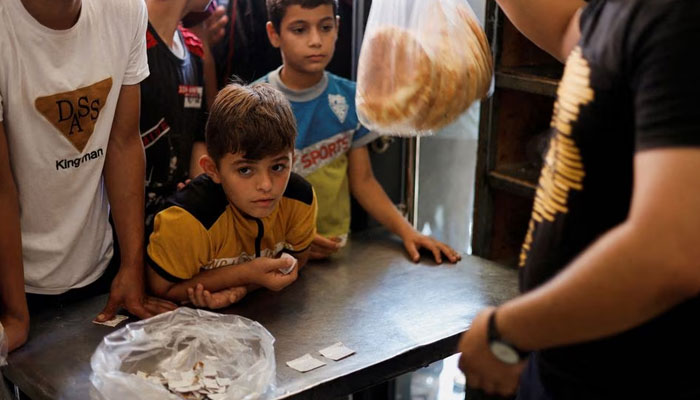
[
  {"left": 0, "top": 122, "right": 29, "bottom": 351},
  {"left": 99, "top": 84, "right": 176, "bottom": 322},
  {"left": 496, "top": 0, "right": 585, "bottom": 61},
  {"left": 498, "top": 147, "right": 700, "bottom": 350},
  {"left": 459, "top": 148, "right": 700, "bottom": 395}
]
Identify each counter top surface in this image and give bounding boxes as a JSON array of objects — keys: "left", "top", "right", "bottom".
[{"left": 3, "top": 230, "right": 519, "bottom": 400}]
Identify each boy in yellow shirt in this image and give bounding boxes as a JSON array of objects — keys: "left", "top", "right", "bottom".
[
  {"left": 260, "top": 0, "right": 461, "bottom": 263},
  {"left": 146, "top": 83, "right": 317, "bottom": 309}
]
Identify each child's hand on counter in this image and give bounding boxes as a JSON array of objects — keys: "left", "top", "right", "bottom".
[{"left": 400, "top": 229, "right": 462, "bottom": 264}]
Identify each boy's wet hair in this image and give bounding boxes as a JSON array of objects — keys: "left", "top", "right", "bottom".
[
  {"left": 266, "top": 0, "right": 338, "bottom": 32},
  {"left": 206, "top": 82, "right": 297, "bottom": 164}
]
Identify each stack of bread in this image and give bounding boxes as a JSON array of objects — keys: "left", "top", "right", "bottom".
[{"left": 356, "top": 1, "right": 493, "bottom": 135}]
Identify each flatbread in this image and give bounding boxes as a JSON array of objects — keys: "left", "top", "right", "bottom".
[{"left": 357, "top": 26, "right": 435, "bottom": 133}]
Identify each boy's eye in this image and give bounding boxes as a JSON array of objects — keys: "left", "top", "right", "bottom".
[
  {"left": 238, "top": 167, "right": 252, "bottom": 175},
  {"left": 321, "top": 24, "right": 334, "bottom": 32},
  {"left": 272, "top": 164, "right": 288, "bottom": 172},
  {"left": 291, "top": 26, "right": 305, "bottom": 34}
]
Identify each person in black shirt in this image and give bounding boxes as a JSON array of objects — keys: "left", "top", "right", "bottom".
[
  {"left": 458, "top": 0, "right": 700, "bottom": 399},
  {"left": 142, "top": 0, "right": 213, "bottom": 226}
]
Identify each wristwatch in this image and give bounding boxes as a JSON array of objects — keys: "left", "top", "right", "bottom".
[{"left": 487, "top": 309, "right": 529, "bottom": 365}]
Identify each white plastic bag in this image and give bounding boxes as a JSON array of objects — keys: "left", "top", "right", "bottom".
[
  {"left": 90, "top": 308, "right": 275, "bottom": 400},
  {"left": 356, "top": 0, "right": 493, "bottom": 136},
  {"left": 0, "top": 321, "right": 7, "bottom": 367}
]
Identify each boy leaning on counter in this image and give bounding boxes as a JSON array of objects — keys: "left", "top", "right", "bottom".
[{"left": 146, "top": 82, "right": 318, "bottom": 309}]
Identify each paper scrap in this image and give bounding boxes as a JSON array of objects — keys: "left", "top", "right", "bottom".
[
  {"left": 319, "top": 342, "right": 355, "bottom": 361},
  {"left": 279, "top": 252, "right": 297, "bottom": 275},
  {"left": 286, "top": 353, "right": 326, "bottom": 372},
  {"left": 162, "top": 371, "right": 181, "bottom": 382},
  {"left": 133, "top": 359, "right": 232, "bottom": 400},
  {"left": 167, "top": 379, "right": 192, "bottom": 389},
  {"left": 92, "top": 315, "right": 129, "bottom": 327},
  {"left": 172, "top": 383, "right": 202, "bottom": 393},
  {"left": 179, "top": 370, "right": 196, "bottom": 385},
  {"left": 215, "top": 377, "right": 231, "bottom": 386},
  {"left": 203, "top": 365, "right": 217, "bottom": 377},
  {"left": 203, "top": 378, "right": 219, "bottom": 389},
  {"left": 147, "top": 376, "right": 165, "bottom": 385},
  {"left": 337, "top": 234, "right": 348, "bottom": 248}
]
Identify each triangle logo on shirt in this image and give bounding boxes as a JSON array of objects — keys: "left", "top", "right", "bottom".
[
  {"left": 328, "top": 94, "right": 348, "bottom": 124},
  {"left": 35, "top": 77, "right": 113, "bottom": 153}
]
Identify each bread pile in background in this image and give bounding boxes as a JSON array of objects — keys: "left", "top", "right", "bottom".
[{"left": 356, "top": 1, "right": 493, "bottom": 135}]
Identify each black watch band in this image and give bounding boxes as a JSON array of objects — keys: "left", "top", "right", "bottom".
[{"left": 487, "top": 309, "right": 529, "bottom": 362}]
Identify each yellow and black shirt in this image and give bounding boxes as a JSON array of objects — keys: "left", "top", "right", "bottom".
[{"left": 147, "top": 173, "right": 317, "bottom": 282}]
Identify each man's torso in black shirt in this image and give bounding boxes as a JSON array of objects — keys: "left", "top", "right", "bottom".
[{"left": 519, "top": 0, "right": 700, "bottom": 397}]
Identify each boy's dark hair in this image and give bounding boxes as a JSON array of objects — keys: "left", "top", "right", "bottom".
[
  {"left": 266, "top": 0, "right": 338, "bottom": 32},
  {"left": 206, "top": 82, "right": 297, "bottom": 164}
]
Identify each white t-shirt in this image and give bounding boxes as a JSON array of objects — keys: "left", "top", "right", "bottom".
[{"left": 0, "top": 0, "right": 150, "bottom": 294}]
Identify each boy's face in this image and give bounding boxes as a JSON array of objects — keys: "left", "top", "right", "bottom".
[
  {"left": 210, "top": 150, "right": 293, "bottom": 218},
  {"left": 267, "top": 5, "right": 339, "bottom": 75}
]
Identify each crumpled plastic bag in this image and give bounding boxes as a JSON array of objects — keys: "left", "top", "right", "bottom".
[
  {"left": 356, "top": 0, "right": 493, "bottom": 136},
  {"left": 90, "top": 308, "right": 275, "bottom": 400},
  {"left": 0, "top": 321, "right": 7, "bottom": 367}
]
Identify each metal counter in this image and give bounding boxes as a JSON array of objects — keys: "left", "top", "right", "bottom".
[{"left": 2, "top": 230, "right": 518, "bottom": 400}]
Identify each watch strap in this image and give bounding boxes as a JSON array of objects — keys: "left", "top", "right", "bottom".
[{"left": 487, "top": 309, "right": 529, "bottom": 359}]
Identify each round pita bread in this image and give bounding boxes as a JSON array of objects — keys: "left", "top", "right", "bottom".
[
  {"left": 357, "top": 1, "right": 493, "bottom": 134},
  {"left": 357, "top": 26, "right": 434, "bottom": 132}
]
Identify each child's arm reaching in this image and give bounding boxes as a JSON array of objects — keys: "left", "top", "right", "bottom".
[
  {"left": 348, "top": 146, "right": 462, "bottom": 264},
  {"left": 147, "top": 256, "right": 297, "bottom": 305}
]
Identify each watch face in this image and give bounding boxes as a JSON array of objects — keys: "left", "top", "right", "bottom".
[{"left": 490, "top": 341, "right": 520, "bottom": 365}]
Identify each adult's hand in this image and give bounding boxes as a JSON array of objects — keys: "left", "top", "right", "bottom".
[
  {"left": 96, "top": 265, "right": 177, "bottom": 322},
  {"left": 458, "top": 307, "right": 526, "bottom": 397}
]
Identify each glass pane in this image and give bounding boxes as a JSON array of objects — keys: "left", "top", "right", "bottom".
[
  {"left": 415, "top": 0, "right": 485, "bottom": 255},
  {"left": 416, "top": 104, "right": 480, "bottom": 254}
]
